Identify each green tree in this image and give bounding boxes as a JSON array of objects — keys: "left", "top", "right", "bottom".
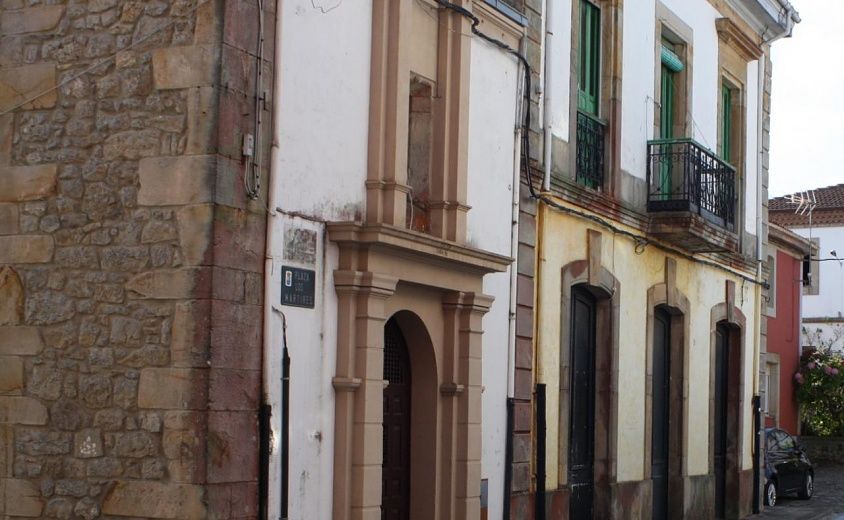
[{"left": 796, "top": 327, "right": 844, "bottom": 436}]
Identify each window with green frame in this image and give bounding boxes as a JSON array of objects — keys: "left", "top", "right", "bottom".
[
  {"left": 720, "top": 82, "right": 732, "bottom": 163},
  {"left": 658, "top": 41, "right": 684, "bottom": 198},
  {"left": 578, "top": 0, "right": 600, "bottom": 115}
]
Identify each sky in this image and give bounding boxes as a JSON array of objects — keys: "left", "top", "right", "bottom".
[{"left": 768, "top": 0, "right": 844, "bottom": 197}]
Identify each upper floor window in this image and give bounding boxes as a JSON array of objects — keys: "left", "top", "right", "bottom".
[
  {"left": 803, "top": 238, "right": 820, "bottom": 295},
  {"left": 575, "top": 0, "right": 606, "bottom": 190},
  {"left": 719, "top": 81, "right": 736, "bottom": 164},
  {"left": 578, "top": 0, "right": 601, "bottom": 115}
]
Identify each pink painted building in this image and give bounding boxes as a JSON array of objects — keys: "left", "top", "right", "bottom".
[{"left": 764, "top": 224, "right": 812, "bottom": 433}]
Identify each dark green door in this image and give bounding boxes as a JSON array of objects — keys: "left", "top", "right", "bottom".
[
  {"left": 652, "top": 308, "right": 671, "bottom": 520},
  {"left": 569, "top": 287, "right": 597, "bottom": 519}
]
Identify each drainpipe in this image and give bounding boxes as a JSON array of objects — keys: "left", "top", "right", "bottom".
[
  {"left": 753, "top": 9, "right": 796, "bottom": 511},
  {"left": 503, "top": 36, "right": 526, "bottom": 520},
  {"left": 262, "top": 1, "right": 285, "bottom": 518},
  {"left": 542, "top": 0, "right": 555, "bottom": 191}
]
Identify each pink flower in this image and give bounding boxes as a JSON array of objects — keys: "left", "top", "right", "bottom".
[
  {"left": 826, "top": 366, "right": 834, "bottom": 375},
  {"left": 795, "top": 372, "right": 805, "bottom": 384},
  {"left": 808, "top": 362, "right": 817, "bottom": 369},
  {"left": 833, "top": 368, "right": 840, "bottom": 376}
]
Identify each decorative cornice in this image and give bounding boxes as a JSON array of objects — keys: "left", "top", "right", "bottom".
[
  {"left": 326, "top": 222, "right": 512, "bottom": 274},
  {"left": 716, "top": 17, "right": 763, "bottom": 62}
]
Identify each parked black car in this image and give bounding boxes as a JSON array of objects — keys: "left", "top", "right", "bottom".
[{"left": 764, "top": 427, "right": 814, "bottom": 507}]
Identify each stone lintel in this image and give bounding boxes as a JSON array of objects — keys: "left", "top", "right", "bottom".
[
  {"left": 0, "top": 326, "right": 43, "bottom": 355},
  {"left": 0, "top": 63, "right": 57, "bottom": 112},
  {"left": 0, "top": 5, "right": 64, "bottom": 35},
  {"left": 138, "top": 368, "right": 209, "bottom": 410},
  {"left": 0, "top": 164, "right": 58, "bottom": 202},
  {"left": 0, "top": 235, "right": 54, "bottom": 263},
  {"left": 101, "top": 481, "right": 205, "bottom": 518},
  {"left": 138, "top": 155, "right": 216, "bottom": 206}
]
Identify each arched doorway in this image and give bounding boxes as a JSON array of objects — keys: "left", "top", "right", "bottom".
[{"left": 382, "top": 318, "right": 411, "bottom": 520}]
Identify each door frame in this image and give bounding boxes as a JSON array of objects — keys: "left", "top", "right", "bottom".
[
  {"left": 709, "top": 293, "right": 747, "bottom": 519},
  {"left": 644, "top": 264, "right": 690, "bottom": 518},
  {"left": 558, "top": 241, "right": 620, "bottom": 519}
]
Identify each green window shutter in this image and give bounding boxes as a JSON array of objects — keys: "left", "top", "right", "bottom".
[
  {"left": 658, "top": 65, "right": 675, "bottom": 197},
  {"left": 578, "top": 1, "right": 600, "bottom": 115},
  {"left": 721, "top": 83, "right": 732, "bottom": 163},
  {"left": 660, "top": 65, "right": 674, "bottom": 140}
]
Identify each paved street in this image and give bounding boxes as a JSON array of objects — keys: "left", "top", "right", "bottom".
[{"left": 754, "top": 464, "right": 844, "bottom": 520}]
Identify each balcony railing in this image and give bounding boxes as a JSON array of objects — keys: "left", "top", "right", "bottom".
[
  {"left": 646, "top": 138, "right": 736, "bottom": 231},
  {"left": 576, "top": 111, "right": 606, "bottom": 190}
]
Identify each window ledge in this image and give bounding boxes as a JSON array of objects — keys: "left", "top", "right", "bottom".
[{"left": 482, "top": 0, "right": 527, "bottom": 26}]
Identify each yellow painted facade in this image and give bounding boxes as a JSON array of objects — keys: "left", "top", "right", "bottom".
[{"left": 535, "top": 199, "right": 760, "bottom": 488}]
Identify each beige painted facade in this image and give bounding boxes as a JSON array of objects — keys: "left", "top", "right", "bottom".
[{"left": 535, "top": 201, "right": 760, "bottom": 517}]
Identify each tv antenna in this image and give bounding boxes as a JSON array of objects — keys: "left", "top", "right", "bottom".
[{"left": 785, "top": 190, "right": 818, "bottom": 287}]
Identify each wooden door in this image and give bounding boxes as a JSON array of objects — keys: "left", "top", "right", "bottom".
[
  {"left": 569, "top": 287, "right": 596, "bottom": 519},
  {"left": 652, "top": 308, "right": 671, "bottom": 520},
  {"left": 382, "top": 319, "right": 411, "bottom": 520},
  {"left": 713, "top": 325, "right": 729, "bottom": 519}
]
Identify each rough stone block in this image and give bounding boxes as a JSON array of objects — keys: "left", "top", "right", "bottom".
[
  {"left": 0, "top": 396, "right": 48, "bottom": 424},
  {"left": 0, "top": 326, "right": 43, "bottom": 355},
  {"left": 126, "top": 268, "right": 212, "bottom": 300},
  {"left": 207, "top": 411, "right": 258, "bottom": 483},
  {"left": 0, "top": 113, "right": 12, "bottom": 165},
  {"left": 0, "top": 235, "right": 54, "bottom": 263},
  {"left": 0, "top": 63, "right": 56, "bottom": 111},
  {"left": 0, "top": 204, "right": 18, "bottom": 235},
  {"left": 2, "top": 478, "right": 44, "bottom": 516},
  {"left": 0, "top": 5, "right": 64, "bottom": 35},
  {"left": 74, "top": 428, "right": 103, "bottom": 458},
  {"left": 138, "top": 368, "right": 208, "bottom": 410},
  {"left": 138, "top": 155, "right": 215, "bottom": 206},
  {"left": 185, "top": 87, "right": 218, "bottom": 154},
  {"left": 209, "top": 301, "right": 262, "bottom": 370},
  {"left": 212, "top": 206, "right": 265, "bottom": 273},
  {"left": 0, "top": 267, "right": 23, "bottom": 325},
  {"left": 0, "top": 356, "right": 23, "bottom": 394},
  {"left": 208, "top": 368, "right": 259, "bottom": 411},
  {"left": 101, "top": 481, "right": 205, "bottom": 519},
  {"left": 152, "top": 45, "right": 218, "bottom": 90},
  {"left": 0, "top": 164, "right": 57, "bottom": 202},
  {"left": 194, "top": 0, "right": 222, "bottom": 44},
  {"left": 171, "top": 300, "right": 211, "bottom": 367},
  {"left": 177, "top": 205, "right": 213, "bottom": 266}
]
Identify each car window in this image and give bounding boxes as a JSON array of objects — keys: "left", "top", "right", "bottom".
[
  {"left": 777, "top": 431, "right": 795, "bottom": 450},
  {"left": 766, "top": 433, "right": 777, "bottom": 452}
]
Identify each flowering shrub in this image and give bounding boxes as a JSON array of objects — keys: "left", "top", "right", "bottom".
[{"left": 796, "top": 342, "right": 844, "bottom": 436}]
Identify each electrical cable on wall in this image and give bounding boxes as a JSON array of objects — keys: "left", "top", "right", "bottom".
[
  {"left": 434, "top": 0, "right": 767, "bottom": 287},
  {"left": 246, "top": 0, "right": 266, "bottom": 200}
]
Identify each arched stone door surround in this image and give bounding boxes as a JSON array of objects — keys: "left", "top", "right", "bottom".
[
  {"left": 644, "top": 258, "right": 691, "bottom": 519},
  {"left": 326, "top": 222, "right": 506, "bottom": 520},
  {"left": 709, "top": 280, "right": 749, "bottom": 520},
  {"left": 557, "top": 230, "right": 621, "bottom": 519}
]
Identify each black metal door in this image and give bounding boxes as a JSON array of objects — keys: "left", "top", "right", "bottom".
[
  {"left": 652, "top": 309, "right": 671, "bottom": 520},
  {"left": 714, "top": 325, "right": 729, "bottom": 519},
  {"left": 569, "top": 287, "right": 596, "bottom": 519},
  {"left": 382, "top": 319, "right": 411, "bottom": 520}
]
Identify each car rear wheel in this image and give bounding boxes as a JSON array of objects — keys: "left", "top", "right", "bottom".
[
  {"left": 798, "top": 473, "right": 813, "bottom": 499},
  {"left": 764, "top": 480, "right": 777, "bottom": 507}
]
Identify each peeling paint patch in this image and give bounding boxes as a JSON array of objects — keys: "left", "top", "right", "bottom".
[{"left": 283, "top": 227, "right": 317, "bottom": 265}]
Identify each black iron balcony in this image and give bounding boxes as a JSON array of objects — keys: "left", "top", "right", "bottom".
[
  {"left": 646, "top": 138, "right": 738, "bottom": 252},
  {"left": 576, "top": 111, "right": 606, "bottom": 190}
]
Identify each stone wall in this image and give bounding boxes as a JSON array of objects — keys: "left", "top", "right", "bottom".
[
  {"left": 799, "top": 436, "right": 844, "bottom": 465},
  {"left": 0, "top": 0, "right": 274, "bottom": 517}
]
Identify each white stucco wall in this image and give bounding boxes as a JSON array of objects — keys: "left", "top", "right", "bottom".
[
  {"left": 276, "top": 0, "right": 372, "bottom": 222},
  {"left": 467, "top": 37, "right": 521, "bottom": 520},
  {"left": 547, "top": 0, "right": 573, "bottom": 142},
  {"left": 270, "top": 2, "right": 373, "bottom": 518},
  {"left": 790, "top": 226, "right": 844, "bottom": 319},
  {"left": 744, "top": 60, "right": 759, "bottom": 235},
  {"left": 270, "top": 3, "right": 522, "bottom": 518}
]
